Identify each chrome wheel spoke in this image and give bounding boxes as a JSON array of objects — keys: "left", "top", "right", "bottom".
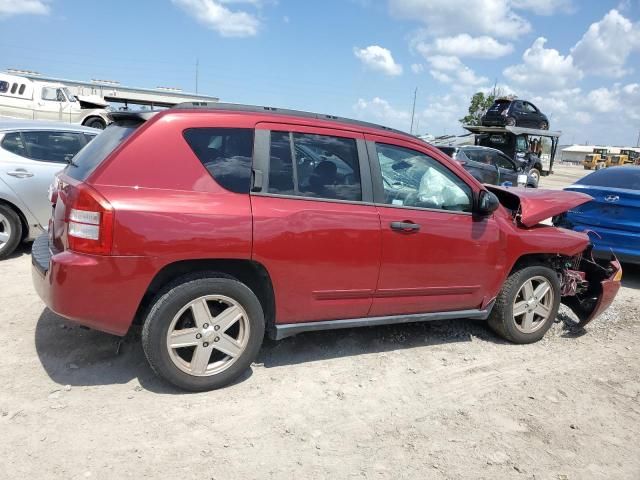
[
  {"left": 534, "top": 303, "right": 551, "bottom": 318},
  {"left": 190, "top": 299, "right": 211, "bottom": 328},
  {"left": 513, "top": 301, "right": 528, "bottom": 317},
  {"left": 213, "top": 306, "right": 242, "bottom": 333},
  {"left": 533, "top": 282, "right": 550, "bottom": 301},
  {"left": 522, "top": 311, "right": 535, "bottom": 331},
  {"left": 521, "top": 280, "right": 534, "bottom": 300},
  {"left": 190, "top": 344, "right": 214, "bottom": 375},
  {"left": 0, "top": 231, "right": 9, "bottom": 243},
  {"left": 213, "top": 334, "right": 242, "bottom": 358},
  {"left": 168, "top": 328, "right": 199, "bottom": 348}
]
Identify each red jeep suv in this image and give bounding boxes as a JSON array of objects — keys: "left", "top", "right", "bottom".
[{"left": 32, "top": 104, "right": 621, "bottom": 391}]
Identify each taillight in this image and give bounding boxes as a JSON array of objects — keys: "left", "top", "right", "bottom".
[{"left": 66, "top": 184, "right": 114, "bottom": 255}]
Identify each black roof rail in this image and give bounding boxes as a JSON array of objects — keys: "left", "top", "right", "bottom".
[{"left": 172, "top": 102, "right": 418, "bottom": 140}]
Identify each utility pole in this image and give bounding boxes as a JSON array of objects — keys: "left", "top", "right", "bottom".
[
  {"left": 410, "top": 87, "right": 417, "bottom": 135},
  {"left": 195, "top": 58, "right": 199, "bottom": 94},
  {"left": 636, "top": 128, "right": 640, "bottom": 147}
]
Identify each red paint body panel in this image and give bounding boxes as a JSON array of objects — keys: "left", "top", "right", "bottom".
[
  {"left": 487, "top": 186, "right": 593, "bottom": 227},
  {"left": 251, "top": 195, "right": 381, "bottom": 323},
  {"left": 32, "top": 108, "right": 619, "bottom": 337}
]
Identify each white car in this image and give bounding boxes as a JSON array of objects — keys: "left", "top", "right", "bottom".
[{"left": 0, "top": 119, "right": 99, "bottom": 258}]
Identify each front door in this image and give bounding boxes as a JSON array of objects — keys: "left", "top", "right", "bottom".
[
  {"left": 251, "top": 124, "right": 381, "bottom": 324},
  {"left": 366, "top": 135, "right": 503, "bottom": 317}
]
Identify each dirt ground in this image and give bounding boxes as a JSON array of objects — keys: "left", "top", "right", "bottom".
[{"left": 1, "top": 164, "right": 638, "bottom": 479}]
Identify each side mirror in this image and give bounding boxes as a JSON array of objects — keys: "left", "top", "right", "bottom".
[{"left": 476, "top": 190, "right": 500, "bottom": 216}]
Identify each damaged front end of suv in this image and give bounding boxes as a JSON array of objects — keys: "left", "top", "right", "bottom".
[{"left": 487, "top": 185, "right": 622, "bottom": 327}]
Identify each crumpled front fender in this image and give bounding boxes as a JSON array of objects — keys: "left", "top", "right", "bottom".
[{"left": 561, "top": 258, "right": 622, "bottom": 327}]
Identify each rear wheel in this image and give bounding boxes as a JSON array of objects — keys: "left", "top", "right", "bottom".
[
  {"left": 488, "top": 265, "right": 560, "bottom": 343},
  {"left": 84, "top": 117, "right": 106, "bottom": 130},
  {"left": 506, "top": 117, "right": 516, "bottom": 126},
  {"left": 539, "top": 120, "right": 549, "bottom": 130},
  {"left": 0, "top": 205, "right": 22, "bottom": 260},
  {"left": 142, "top": 274, "right": 265, "bottom": 391}
]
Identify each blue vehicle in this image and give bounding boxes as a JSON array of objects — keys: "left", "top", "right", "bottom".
[{"left": 554, "top": 166, "right": 640, "bottom": 264}]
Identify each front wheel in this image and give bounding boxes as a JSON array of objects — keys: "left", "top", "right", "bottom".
[
  {"left": 539, "top": 121, "right": 549, "bottom": 130},
  {"left": 84, "top": 117, "right": 106, "bottom": 130},
  {"left": 142, "top": 274, "right": 265, "bottom": 391},
  {"left": 488, "top": 265, "right": 560, "bottom": 343},
  {"left": 528, "top": 168, "right": 541, "bottom": 184}
]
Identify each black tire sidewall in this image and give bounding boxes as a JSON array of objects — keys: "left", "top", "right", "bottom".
[
  {"left": 87, "top": 118, "right": 106, "bottom": 129},
  {"left": 500, "top": 266, "right": 561, "bottom": 344},
  {"left": 142, "top": 276, "right": 265, "bottom": 392},
  {"left": 0, "top": 205, "right": 22, "bottom": 260}
]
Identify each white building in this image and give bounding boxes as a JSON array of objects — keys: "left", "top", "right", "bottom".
[{"left": 558, "top": 145, "right": 640, "bottom": 164}]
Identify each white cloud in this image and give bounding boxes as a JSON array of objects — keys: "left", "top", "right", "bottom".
[
  {"left": 425, "top": 56, "right": 488, "bottom": 86},
  {"left": 389, "top": 0, "right": 531, "bottom": 39},
  {"left": 503, "top": 37, "right": 583, "bottom": 90},
  {"left": 353, "top": 97, "right": 410, "bottom": 130},
  {"left": 172, "top": 0, "right": 260, "bottom": 37},
  {"left": 0, "top": 0, "right": 50, "bottom": 17},
  {"left": 415, "top": 34, "right": 513, "bottom": 59},
  {"left": 571, "top": 9, "right": 640, "bottom": 78},
  {"left": 511, "top": 0, "right": 573, "bottom": 15},
  {"left": 411, "top": 63, "right": 424, "bottom": 74},
  {"left": 354, "top": 45, "right": 403, "bottom": 76}
]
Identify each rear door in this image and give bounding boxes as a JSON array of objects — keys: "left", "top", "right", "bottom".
[
  {"left": 0, "top": 130, "right": 88, "bottom": 226},
  {"left": 251, "top": 123, "right": 381, "bottom": 324},
  {"left": 366, "top": 135, "right": 502, "bottom": 316}
]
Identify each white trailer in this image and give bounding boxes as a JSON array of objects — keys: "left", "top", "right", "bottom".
[{"left": 0, "top": 73, "right": 111, "bottom": 129}]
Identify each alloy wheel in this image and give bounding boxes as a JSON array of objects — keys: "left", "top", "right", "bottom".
[
  {"left": 166, "top": 295, "right": 250, "bottom": 377},
  {"left": 512, "top": 276, "right": 555, "bottom": 333},
  {"left": 0, "top": 213, "right": 11, "bottom": 253}
]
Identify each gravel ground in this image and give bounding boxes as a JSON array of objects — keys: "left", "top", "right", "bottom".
[{"left": 1, "top": 164, "right": 638, "bottom": 479}]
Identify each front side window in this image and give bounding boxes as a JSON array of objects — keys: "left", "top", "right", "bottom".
[
  {"left": 267, "top": 131, "right": 362, "bottom": 202},
  {"left": 63, "top": 87, "right": 76, "bottom": 102},
  {"left": 1, "top": 132, "right": 27, "bottom": 158},
  {"left": 41, "top": 87, "right": 58, "bottom": 101},
  {"left": 375, "top": 143, "right": 472, "bottom": 212},
  {"left": 183, "top": 128, "right": 254, "bottom": 194},
  {"left": 495, "top": 153, "right": 515, "bottom": 170},
  {"left": 524, "top": 102, "right": 538, "bottom": 113},
  {"left": 22, "top": 131, "right": 86, "bottom": 163}
]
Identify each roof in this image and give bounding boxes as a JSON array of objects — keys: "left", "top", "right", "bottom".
[
  {"left": 111, "top": 102, "right": 422, "bottom": 143},
  {"left": 0, "top": 118, "right": 100, "bottom": 133},
  {"left": 464, "top": 125, "right": 562, "bottom": 137}
]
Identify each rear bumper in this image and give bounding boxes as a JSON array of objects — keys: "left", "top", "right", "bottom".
[{"left": 31, "top": 234, "right": 155, "bottom": 336}]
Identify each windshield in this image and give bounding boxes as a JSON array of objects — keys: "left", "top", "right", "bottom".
[
  {"left": 63, "top": 87, "right": 77, "bottom": 102},
  {"left": 65, "top": 124, "right": 137, "bottom": 180}
]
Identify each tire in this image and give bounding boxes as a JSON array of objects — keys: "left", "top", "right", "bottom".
[
  {"left": 539, "top": 121, "right": 549, "bottom": 130},
  {"left": 528, "top": 168, "right": 541, "bottom": 184},
  {"left": 0, "top": 204, "right": 22, "bottom": 260},
  {"left": 142, "top": 274, "right": 265, "bottom": 391},
  {"left": 506, "top": 117, "right": 516, "bottom": 126},
  {"left": 488, "top": 265, "right": 561, "bottom": 344},
  {"left": 84, "top": 117, "right": 106, "bottom": 130}
]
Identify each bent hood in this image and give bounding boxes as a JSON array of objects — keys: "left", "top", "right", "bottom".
[
  {"left": 76, "top": 95, "right": 109, "bottom": 109},
  {"left": 486, "top": 186, "right": 592, "bottom": 227}
]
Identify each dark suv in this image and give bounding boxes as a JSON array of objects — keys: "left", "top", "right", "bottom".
[
  {"left": 32, "top": 103, "right": 620, "bottom": 391},
  {"left": 436, "top": 145, "right": 537, "bottom": 188},
  {"left": 482, "top": 99, "right": 549, "bottom": 130}
]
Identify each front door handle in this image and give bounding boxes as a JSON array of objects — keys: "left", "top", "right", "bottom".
[
  {"left": 390, "top": 221, "right": 420, "bottom": 233},
  {"left": 7, "top": 169, "right": 34, "bottom": 178}
]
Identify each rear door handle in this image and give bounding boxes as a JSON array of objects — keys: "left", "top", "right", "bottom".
[
  {"left": 390, "top": 221, "right": 420, "bottom": 233},
  {"left": 7, "top": 169, "right": 34, "bottom": 178}
]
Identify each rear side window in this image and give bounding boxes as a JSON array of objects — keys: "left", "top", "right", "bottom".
[
  {"left": 1, "top": 132, "right": 27, "bottom": 157},
  {"left": 576, "top": 168, "right": 640, "bottom": 190},
  {"left": 66, "top": 125, "right": 136, "bottom": 180},
  {"left": 183, "top": 128, "right": 254, "bottom": 194},
  {"left": 267, "top": 131, "right": 362, "bottom": 202},
  {"left": 22, "top": 131, "right": 87, "bottom": 163}
]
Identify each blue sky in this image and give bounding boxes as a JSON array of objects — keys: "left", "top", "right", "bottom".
[{"left": 1, "top": 0, "right": 639, "bottom": 146}]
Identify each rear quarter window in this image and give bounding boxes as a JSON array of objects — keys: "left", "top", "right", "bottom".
[{"left": 183, "top": 128, "right": 254, "bottom": 194}]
